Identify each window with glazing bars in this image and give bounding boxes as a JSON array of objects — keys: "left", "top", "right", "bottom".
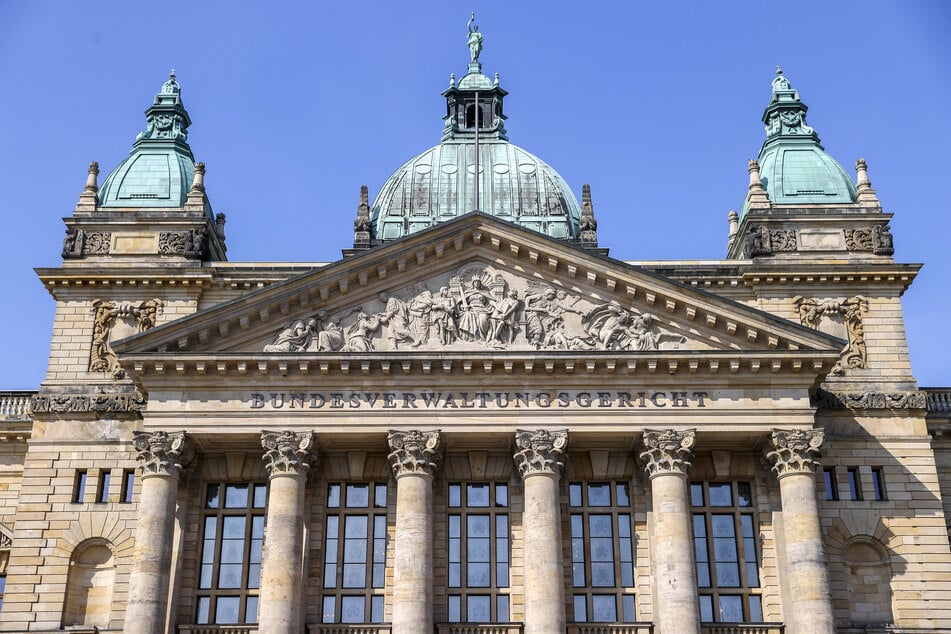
[
  {"left": 196, "top": 482, "right": 267, "bottom": 625},
  {"left": 691, "top": 481, "right": 762, "bottom": 623},
  {"left": 321, "top": 483, "right": 388, "bottom": 624},
  {"left": 447, "top": 482, "right": 511, "bottom": 623},
  {"left": 568, "top": 482, "right": 636, "bottom": 623}
]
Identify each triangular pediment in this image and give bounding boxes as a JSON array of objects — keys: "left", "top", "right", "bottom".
[{"left": 115, "top": 213, "right": 843, "bottom": 363}]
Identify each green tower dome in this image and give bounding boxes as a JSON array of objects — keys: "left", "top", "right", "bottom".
[
  {"left": 744, "top": 69, "right": 856, "bottom": 215},
  {"left": 98, "top": 71, "right": 198, "bottom": 210},
  {"left": 370, "top": 22, "right": 581, "bottom": 242}
]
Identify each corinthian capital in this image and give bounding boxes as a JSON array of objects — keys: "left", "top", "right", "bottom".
[
  {"left": 133, "top": 430, "right": 194, "bottom": 478},
  {"left": 765, "top": 428, "right": 824, "bottom": 477},
  {"left": 387, "top": 430, "right": 441, "bottom": 477},
  {"left": 261, "top": 430, "right": 317, "bottom": 477},
  {"left": 513, "top": 429, "right": 568, "bottom": 478},
  {"left": 639, "top": 429, "right": 695, "bottom": 478}
]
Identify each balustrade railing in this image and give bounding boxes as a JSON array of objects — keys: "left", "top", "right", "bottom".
[
  {"left": 436, "top": 625, "right": 523, "bottom": 634},
  {"left": 923, "top": 387, "right": 951, "bottom": 415},
  {"left": 0, "top": 391, "right": 34, "bottom": 420},
  {"left": 567, "top": 624, "right": 654, "bottom": 634},
  {"left": 308, "top": 625, "right": 392, "bottom": 634},
  {"left": 701, "top": 624, "right": 784, "bottom": 634},
  {"left": 178, "top": 627, "right": 258, "bottom": 634}
]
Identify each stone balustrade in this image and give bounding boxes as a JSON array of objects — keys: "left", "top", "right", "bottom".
[
  {"left": 436, "top": 625, "right": 524, "bottom": 634},
  {"left": 178, "top": 627, "right": 259, "bottom": 634},
  {"left": 701, "top": 625, "right": 784, "bottom": 634},
  {"left": 923, "top": 387, "right": 951, "bottom": 414},
  {"left": 309, "top": 626, "right": 393, "bottom": 634},
  {"left": 567, "top": 624, "right": 654, "bottom": 634},
  {"left": 0, "top": 390, "right": 33, "bottom": 420}
]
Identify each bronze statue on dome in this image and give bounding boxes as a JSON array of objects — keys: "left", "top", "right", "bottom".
[{"left": 467, "top": 12, "right": 483, "bottom": 63}]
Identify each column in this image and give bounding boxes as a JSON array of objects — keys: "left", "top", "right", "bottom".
[
  {"left": 765, "top": 429, "right": 835, "bottom": 634},
  {"left": 639, "top": 429, "right": 701, "bottom": 634},
  {"left": 257, "top": 430, "right": 317, "bottom": 634},
  {"left": 388, "top": 429, "right": 442, "bottom": 633},
  {"left": 513, "top": 429, "right": 568, "bottom": 634},
  {"left": 124, "top": 431, "right": 193, "bottom": 634}
]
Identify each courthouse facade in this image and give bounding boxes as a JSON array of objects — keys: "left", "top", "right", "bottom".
[{"left": 1, "top": 29, "right": 951, "bottom": 634}]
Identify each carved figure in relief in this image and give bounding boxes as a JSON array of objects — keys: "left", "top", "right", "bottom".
[
  {"left": 430, "top": 286, "right": 459, "bottom": 345},
  {"left": 523, "top": 288, "right": 558, "bottom": 347},
  {"left": 457, "top": 278, "right": 494, "bottom": 341},
  {"left": 625, "top": 313, "right": 658, "bottom": 350},
  {"left": 408, "top": 290, "right": 434, "bottom": 346},
  {"left": 379, "top": 292, "right": 415, "bottom": 349},
  {"left": 581, "top": 301, "right": 630, "bottom": 349},
  {"left": 264, "top": 318, "right": 318, "bottom": 353},
  {"left": 316, "top": 321, "right": 345, "bottom": 352},
  {"left": 488, "top": 290, "right": 521, "bottom": 345},
  {"left": 342, "top": 312, "right": 382, "bottom": 351}
]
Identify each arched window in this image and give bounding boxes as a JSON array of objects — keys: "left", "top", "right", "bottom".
[
  {"left": 63, "top": 540, "right": 115, "bottom": 628},
  {"left": 843, "top": 538, "right": 893, "bottom": 626}
]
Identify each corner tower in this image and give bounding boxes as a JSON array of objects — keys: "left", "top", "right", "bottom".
[{"left": 364, "top": 17, "right": 588, "bottom": 247}]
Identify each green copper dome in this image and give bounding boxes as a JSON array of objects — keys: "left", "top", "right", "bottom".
[
  {"left": 99, "top": 71, "right": 197, "bottom": 209},
  {"left": 370, "top": 19, "right": 581, "bottom": 242},
  {"left": 743, "top": 69, "right": 856, "bottom": 215}
]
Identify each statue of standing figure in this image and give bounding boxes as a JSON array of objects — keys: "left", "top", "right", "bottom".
[{"left": 467, "top": 12, "right": 484, "bottom": 63}]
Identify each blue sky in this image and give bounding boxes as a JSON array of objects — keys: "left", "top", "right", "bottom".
[{"left": 0, "top": 1, "right": 949, "bottom": 388}]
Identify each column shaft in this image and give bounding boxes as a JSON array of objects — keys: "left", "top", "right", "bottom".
[
  {"left": 649, "top": 472, "right": 701, "bottom": 634},
  {"left": 522, "top": 472, "right": 566, "bottom": 634},
  {"left": 392, "top": 473, "right": 434, "bottom": 632},
  {"left": 257, "top": 473, "right": 307, "bottom": 633},
  {"left": 778, "top": 472, "right": 834, "bottom": 633},
  {"left": 124, "top": 474, "right": 179, "bottom": 634}
]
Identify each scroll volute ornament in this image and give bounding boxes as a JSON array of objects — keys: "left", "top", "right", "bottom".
[
  {"left": 765, "top": 428, "right": 824, "bottom": 477},
  {"left": 261, "top": 430, "right": 317, "bottom": 477},
  {"left": 387, "top": 430, "right": 441, "bottom": 477},
  {"left": 513, "top": 429, "right": 568, "bottom": 477},
  {"left": 133, "top": 430, "right": 193, "bottom": 478},
  {"left": 639, "top": 428, "right": 696, "bottom": 477}
]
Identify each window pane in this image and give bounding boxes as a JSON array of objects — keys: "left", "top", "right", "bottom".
[
  {"left": 206, "top": 484, "right": 220, "bottom": 508},
  {"left": 697, "top": 562, "right": 711, "bottom": 587},
  {"left": 215, "top": 596, "right": 240, "bottom": 624},
  {"left": 616, "top": 483, "right": 630, "bottom": 507},
  {"left": 371, "top": 595, "right": 384, "bottom": 622},
  {"left": 569, "top": 483, "right": 583, "bottom": 507},
  {"left": 573, "top": 562, "right": 586, "bottom": 587},
  {"left": 591, "top": 562, "right": 615, "bottom": 587},
  {"left": 345, "top": 515, "right": 368, "bottom": 539},
  {"left": 718, "top": 595, "right": 743, "bottom": 622},
  {"left": 749, "top": 595, "right": 763, "bottom": 622},
  {"left": 736, "top": 482, "right": 752, "bottom": 507},
  {"left": 690, "top": 483, "right": 704, "bottom": 507},
  {"left": 588, "top": 483, "right": 611, "bottom": 506},
  {"left": 468, "top": 483, "right": 490, "bottom": 507},
  {"left": 468, "top": 562, "right": 490, "bottom": 587},
  {"left": 449, "top": 563, "right": 461, "bottom": 587},
  {"left": 709, "top": 484, "right": 732, "bottom": 506},
  {"left": 245, "top": 596, "right": 258, "bottom": 623},
  {"left": 469, "top": 538, "right": 490, "bottom": 561},
  {"left": 468, "top": 515, "right": 490, "bottom": 537},
  {"left": 340, "top": 596, "right": 365, "bottom": 623},
  {"left": 218, "top": 564, "right": 243, "bottom": 589},
  {"left": 346, "top": 484, "right": 369, "bottom": 508},
  {"left": 248, "top": 563, "right": 260, "bottom": 589},
  {"left": 714, "top": 537, "right": 738, "bottom": 561},
  {"left": 221, "top": 539, "right": 244, "bottom": 563},
  {"left": 467, "top": 595, "right": 491, "bottom": 621},
  {"left": 573, "top": 594, "right": 587, "bottom": 622},
  {"left": 449, "top": 515, "right": 461, "bottom": 538},
  {"left": 622, "top": 594, "right": 636, "bottom": 621},
  {"left": 589, "top": 515, "right": 613, "bottom": 537},
  {"left": 374, "top": 484, "right": 388, "bottom": 508},
  {"left": 322, "top": 596, "right": 335, "bottom": 623},
  {"left": 196, "top": 596, "right": 210, "bottom": 624},
  {"left": 327, "top": 484, "right": 341, "bottom": 508},
  {"left": 591, "top": 595, "right": 617, "bottom": 622},
  {"left": 497, "top": 594, "right": 510, "bottom": 621},
  {"left": 342, "top": 563, "right": 366, "bottom": 588},
  {"left": 449, "top": 595, "right": 461, "bottom": 622},
  {"left": 224, "top": 484, "right": 249, "bottom": 509},
  {"left": 495, "top": 484, "right": 508, "bottom": 507},
  {"left": 693, "top": 514, "right": 706, "bottom": 537},
  {"left": 449, "top": 484, "right": 462, "bottom": 507},
  {"left": 716, "top": 561, "right": 741, "bottom": 587},
  {"left": 222, "top": 516, "right": 246, "bottom": 539},
  {"left": 699, "top": 595, "right": 714, "bottom": 622},
  {"left": 253, "top": 484, "right": 268, "bottom": 508},
  {"left": 711, "top": 515, "right": 735, "bottom": 537}
]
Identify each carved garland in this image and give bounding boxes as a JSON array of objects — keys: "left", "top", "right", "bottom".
[
  {"left": 31, "top": 391, "right": 146, "bottom": 414},
  {"left": 844, "top": 225, "right": 894, "bottom": 256},
  {"left": 765, "top": 428, "right": 823, "bottom": 477},
  {"left": 639, "top": 428, "right": 695, "bottom": 477},
  {"left": 89, "top": 299, "right": 164, "bottom": 375},
  {"left": 387, "top": 429, "right": 441, "bottom": 477},
  {"left": 812, "top": 389, "right": 927, "bottom": 411},
  {"left": 793, "top": 295, "right": 868, "bottom": 375},
  {"left": 742, "top": 225, "right": 797, "bottom": 258},
  {"left": 261, "top": 430, "right": 317, "bottom": 476},
  {"left": 62, "top": 228, "right": 112, "bottom": 258},
  {"left": 513, "top": 429, "right": 568, "bottom": 477}
]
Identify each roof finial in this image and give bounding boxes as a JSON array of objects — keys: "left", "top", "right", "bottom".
[
  {"left": 467, "top": 12, "right": 484, "bottom": 64},
  {"left": 84, "top": 161, "right": 100, "bottom": 193},
  {"left": 855, "top": 158, "right": 881, "bottom": 208},
  {"left": 449, "top": 73, "right": 456, "bottom": 88},
  {"left": 579, "top": 183, "right": 598, "bottom": 246},
  {"left": 746, "top": 160, "right": 771, "bottom": 209},
  {"left": 353, "top": 184, "right": 372, "bottom": 249},
  {"left": 162, "top": 69, "right": 180, "bottom": 95},
  {"left": 772, "top": 66, "right": 791, "bottom": 92}
]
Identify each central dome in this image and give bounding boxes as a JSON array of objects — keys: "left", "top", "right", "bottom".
[
  {"left": 368, "top": 26, "right": 582, "bottom": 243},
  {"left": 371, "top": 138, "right": 581, "bottom": 240}
]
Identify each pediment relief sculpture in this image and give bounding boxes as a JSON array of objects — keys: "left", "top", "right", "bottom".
[{"left": 262, "top": 264, "right": 687, "bottom": 353}]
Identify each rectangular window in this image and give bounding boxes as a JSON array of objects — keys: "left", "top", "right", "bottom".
[
  {"left": 691, "top": 481, "right": 762, "bottom": 623},
  {"left": 569, "top": 482, "right": 636, "bottom": 623},
  {"left": 121, "top": 470, "right": 135, "bottom": 503},
  {"left": 448, "top": 482, "right": 510, "bottom": 623},
  {"left": 195, "top": 482, "right": 268, "bottom": 624},
  {"left": 823, "top": 468, "right": 838, "bottom": 501},
  {"left": 847, "top": 468, "right": 863, "bottom": 501},
  {"left": 871, "top": 467, "right": 887, "bottom": 501},
  {"left": 73, "top": 470, "right": 87, "bottom": 503},
  {"left": 321, "top": 483, "right": 388, "bottom": 624},
  {"left": 0, "top": 575, "right": 5, "bottom": 613},
  {"left": 97, "top": 470, "right": 111, "bottom": 503}
]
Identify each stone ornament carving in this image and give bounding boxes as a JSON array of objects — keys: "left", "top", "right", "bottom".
[
  {"left": 133, "top": 430, "right": 194, "bottom": 478},
  {"left": 793, "top": 295, "right": 867, "bottom": 375},
  {"left": 765, "top": 428, "right": 823, "bottom": 477},
  {"left": 262, "top": 265, "right": 685, "bottom": 353},
  {"left": 579, "top": 184, "right": 598, "bottom": 246},
  {"left": 31, "top": 391, "right": 146, "bottom": 414},
  {"left": 353, "top": 184, "right": 372, "bottom": 248},
  {"left": 812, "top": 389, "right": 927, "bottom": 411},
  {"left": 90, "top": 299, "right": 164, "bottom": 375},
  {"left": 743, "top": 225, "right": 797, "bottom": 257},
  {"left": 261, "top": 430, "right": 317, "bottom": 477},
  {"left": 513, "top": 429, "right": 568, "bottom": 478},
  {"left": 158, "top": 228, "right": 208, "bottom": 259},
  {"left": 844, "top": 225, "right": 894, "bottom": 256},
  {"left": 639, "top": 428, "right": 696, "bottom": 478},
  {"left": 62, "top": 228, "right": 112, "bottom": 259},
  {"left": 387, "top": 430, "right": 442, "bottom": 478}
]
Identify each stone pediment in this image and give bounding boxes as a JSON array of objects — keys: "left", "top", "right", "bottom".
[{"left": 114, "top": 213, "right": 844, "bottom": 362}]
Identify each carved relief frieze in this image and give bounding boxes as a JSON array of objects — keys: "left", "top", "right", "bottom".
[
  {"left": 62, "top": 228, "right": 112, "bottom": 258},
  {"left": 765, "top": 428, "right": 823, "bottom": 477},
  {"left": 387, "top": 429, "right": 441, "bottom": 477},
  {"left": 639, "top": 428, "right": 695, "bottom": 477},
  {"left": 812, "top": 389, "right": 927, "bottom": 410},
  {"left": 90, "top": 299, "right": 164, "bottom": 376},
  {"left": 158, "top": 228, "right": 208, "bottom": 259},
  {"left": 31, "top": 390, "right": 146, "bottom": 414},
  {"left": 261, "top": 430, "right": 317, "bottom": 476},
  {"left": 844, "top": 225, "right": 894, "bottom": 256},
  {"left": 513, "top": 429, "right": 568, "bottom": 477},
  {"left": 793, "top": 295, "right": 867, "bottom": 375},
  {"left": 742, "top": 225, "right": 797, "bottom": 258},
  {"left": 133, "top": 430, "right": 194, "bottom": 478},
  {"left": 262, "top": 264, "right": 686, "bottom": 353}
]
